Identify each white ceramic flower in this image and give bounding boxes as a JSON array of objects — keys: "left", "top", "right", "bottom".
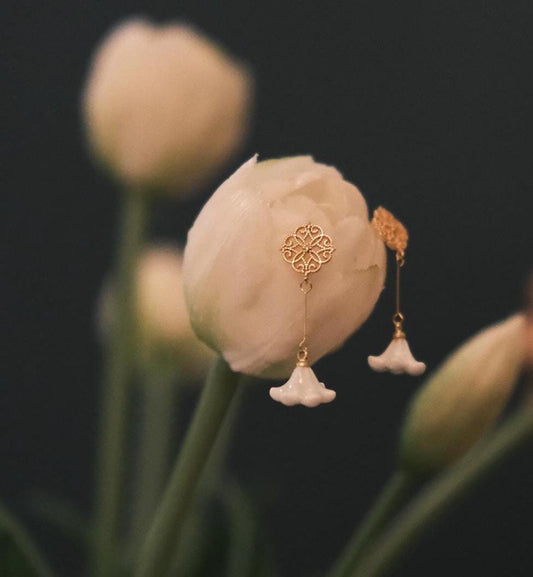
[
  {"left": 269, "top": 366, "right": 336, "bottom": 407},
  {"left": 400, "top": 314, "right": 526, "bottom": 475},
  {"left": 368, "top": 337, "right": 426, "bottom": 376},
  {"left": 183, "top": 155, "right": 387, "bottom": 379},
  {"left": 82, "top": 18, "right": 252, "bottom": 195}
]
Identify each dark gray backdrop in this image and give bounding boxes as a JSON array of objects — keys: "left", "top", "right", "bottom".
[{"left": 3, "top": 1, "right": 533, "bottom": 576}]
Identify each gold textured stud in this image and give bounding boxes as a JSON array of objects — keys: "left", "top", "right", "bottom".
[
  {"left": 368, "top": 207, "right": 426, "bottom": 376},
  {"left": 269, "top": 223, "right": 337, "bottom": 407}
]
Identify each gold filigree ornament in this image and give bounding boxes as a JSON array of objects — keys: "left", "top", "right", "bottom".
[
  {"left": 369, "top": 207, "right": 426, "bottom": 376},
  {"left": 269, "top": 224, "right": 337, "bottom": 407},
  {"left": 281, "top": 223, "right": 335, "bottom": 277}
]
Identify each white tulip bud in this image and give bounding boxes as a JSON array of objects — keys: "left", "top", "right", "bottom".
[
  {"left": 99, "top": 246, "right": 215, "bottom": 379},
  {"left": 183, "top": 155, "right": 387, "bottom": 378},
  {"left": 82, "top": 18, "right": 252, "bottom": 195},
  {"left": 399, "top": 314, "right": 526, "bottom": 475}
]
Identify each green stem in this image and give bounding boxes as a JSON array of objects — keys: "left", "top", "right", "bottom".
[
  {"left": 199, "top": 379, "right": 246, "bottom": 491},
  {"left": 134, "top": 357, "right": 242, "bottom": 577},
  {"left": 0, "top": 501, "right": 56, "bottom": 577},
  {"left": 168, "top": 382, "right": 246, "bottom": 576},
  {"left": 224, "top": 480, "right": 257, "bottom": 577},
  {"left": 127, "top": 369, "right": 178, "bottom": 557},
  {"left": 169, "top": 382, "right": 246, "bottom": 576},
  {"left": 93, "top": 190, "right": 148, "bottom": 577},
  {"left": 328, "top": 470, "right": 414, "bottom": 577},
  {"left": 351, "top": 405, "right": 533, "bottom": 577}
]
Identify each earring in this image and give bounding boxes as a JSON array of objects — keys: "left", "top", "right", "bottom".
[
  {"left": 269, "top": 223, "right": 337, "bottom": 407},
  {"left": 368, "top": 207, "right": 426, "bottom": 376}
]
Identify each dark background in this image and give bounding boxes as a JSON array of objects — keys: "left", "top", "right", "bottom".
[{"left": 3, "top": 1, "right": 533, "bottom": 576}]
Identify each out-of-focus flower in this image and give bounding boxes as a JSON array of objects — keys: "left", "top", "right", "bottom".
[
  {"left": 399, "top": 314, "right": 526, "bottom": 476},
  {"left": 183, "top": 155, "right": 386, "bottom": 379},
  {"left": 269, "top": 366, "right": 336, "bottom": 407},
  {"left": 526, "top": 275, "right": 533, "bottom": 369},
  {"left": 99, "top": 245, "right": 214, "bottom": 379},
  {"left": 368, "top": 337, "right": 426, "bottom": 375},
  {"left": 82, "top": 18, "right": 252, "bottom": 195}
]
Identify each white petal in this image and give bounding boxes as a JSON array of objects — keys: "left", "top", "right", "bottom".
[
  {"left": 368, "top": 337, "right": 426, "bottom": 376},
  {"left": 269, "top": 366, "right": 336, "bottom": 407}
]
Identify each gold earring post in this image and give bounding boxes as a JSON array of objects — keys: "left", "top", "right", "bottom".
[
  {"left": 393, "top": 251, "right": 406, "bottom": 339},
  {"left": 371, "top": 207, "right": 409, "bottom": 339}
]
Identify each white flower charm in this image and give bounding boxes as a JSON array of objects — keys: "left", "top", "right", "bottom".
[
  {"left": 269, "top": 366, "right": 336, "bottom": 407},
  {"left": 183, "top": 155, "right": 387, "bottom": 380},
  {"left": 368, "top": 336, "right": 426, "bottom": 376},
  {"left": 82, "top": 18, "right": 252, "bottom": 195}
]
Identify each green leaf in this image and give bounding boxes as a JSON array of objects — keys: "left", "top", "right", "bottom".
[
  {"left": 0, "top": 502, "right": 55, "bottom": 577},
  {"left": 27, "top": 490, "right": 91, "bottom": 547},
  {"left": 27, "top": 492, "right": 130, "bottom": 576}
]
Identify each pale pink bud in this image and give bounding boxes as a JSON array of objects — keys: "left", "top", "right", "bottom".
[
  {"left": 99, "top": 246, "right": 214, "bottom": 379},
  {"left": 400, "top": 314, "right": 526, "bottom": 475},
  {"left": 183, "top": 155, "right": 387, "bottom": 378},
  {"left": 82, "top": 18, "right": 252, "bottom": 195},
  {"left": 136, "top": 246, "right": 215, "bottom": 377}
]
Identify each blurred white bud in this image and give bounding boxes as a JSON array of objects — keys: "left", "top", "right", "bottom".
[
  {"left": 82, "top": 18, "right": 252, "bottom": 195},
  {"left": 527, "top": 274, "right": 533, "bottom": 370},
  {"left": 183, "top": 155, "right": 387, "bottom": 378},
  {"left": 99, "top": 245, "right": 215, "bottom": 379},
  {"left": 399, "top": 314, "right": 526, "bottom": 475}
]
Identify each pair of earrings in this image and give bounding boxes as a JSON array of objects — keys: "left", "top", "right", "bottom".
[{"left": 269, "top": 209, "right": 426, "bottom": 407}]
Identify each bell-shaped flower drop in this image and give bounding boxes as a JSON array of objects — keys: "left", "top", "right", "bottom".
[
  {"left": 269, "top": 364, "right": 336, "bottom": 407},
  {"left": 368, "top": 336, "right": 426, "bottom": 376}
]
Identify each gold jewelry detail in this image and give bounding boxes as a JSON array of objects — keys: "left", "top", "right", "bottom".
[
  {"left": 281, "top": 223, "right": 335, "bottom": 363},
  {"left": 368, "top": 206, "right": 426, "bottom": 375},
  {"left": 394, "top": 250, "right": 405, "bottom": 339},
  {"left": 372, "top": 206, "right": 409, "bottom": 338},
  {"left": 281, "top": 223, "right": 335, "bottom": 278},
  {"left": 371, "top": 206, "right": 408, "bottom": 260}
]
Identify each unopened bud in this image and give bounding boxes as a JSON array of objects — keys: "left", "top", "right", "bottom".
[
  {"left": 82, "top": 18, "right": 252, "bottom": 195},
  {"left": 98, "top": 245, "right": 214, "bottom": 379},
  {"left": 399, "top": 314, "right": 526, "bottom": 476}
]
